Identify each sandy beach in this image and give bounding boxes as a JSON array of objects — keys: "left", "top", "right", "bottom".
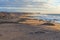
[
  {"left": 0, "top": 13, "right": 60, "bottom": 40},
  {"left": 0, "top": 19, "right": 60, "bottom": 40},
  {"left": 0, "top": 23, "right": 59, "bottom": 40}
]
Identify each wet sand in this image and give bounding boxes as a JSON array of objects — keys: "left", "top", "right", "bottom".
[{"left": 0, "top": 23, "right": 60, "bottom": 40}]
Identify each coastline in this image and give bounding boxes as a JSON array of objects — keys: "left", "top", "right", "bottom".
[
  {"left": 0, "top": 12, "right": 60, "bottom": 40},
  {"left": 17, "top": 15, "right": 60, "bottom": 31},
  {"left": 0, "top": 18, "right": 60, "bottom": 40}
]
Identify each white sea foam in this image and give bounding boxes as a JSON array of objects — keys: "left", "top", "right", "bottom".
[{"left": 31, "top": 14, "right": 60, "bottom": 23}]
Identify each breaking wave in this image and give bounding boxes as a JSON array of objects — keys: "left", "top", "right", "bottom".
[{"left": 29, "top": 14, "right": 60, "bottom": 23}]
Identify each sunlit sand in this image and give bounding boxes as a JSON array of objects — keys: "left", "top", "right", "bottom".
[{"left": 0, "top": 12, "right": 60, "bottom": 40}]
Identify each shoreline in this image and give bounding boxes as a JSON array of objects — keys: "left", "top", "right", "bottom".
[{"left": 0, "top": 14, "right": 60, "bottom": 40}]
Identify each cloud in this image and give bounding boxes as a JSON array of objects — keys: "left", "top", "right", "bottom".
[
  {"left": 0, "top": 0, "right": 48, "bottom": 12},
  {"left": 22, "top": 0, "right": 48, "bottom": 9},
  {"left": 0, "top": 0, "right": 47, "bottom": 7},
  {"left": 0, "top": 0, "right": 60, "bottom": 13}
]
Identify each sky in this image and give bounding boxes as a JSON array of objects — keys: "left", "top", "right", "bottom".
[{"left": 0, "top": 0, "right": 60, "bottom": 14}]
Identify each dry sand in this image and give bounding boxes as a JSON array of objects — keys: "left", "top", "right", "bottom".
[{"left": 0, "top": 23, "right": 60, "bottom": 40}]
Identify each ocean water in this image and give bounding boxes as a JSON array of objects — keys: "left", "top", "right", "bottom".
[{"left": 29, "top": 14, "right": 60, "bottom": 23}]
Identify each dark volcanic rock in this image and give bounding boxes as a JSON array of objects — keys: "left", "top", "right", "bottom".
[{"left": 41, "top": 23, "right": 55, "bottom": 26}]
